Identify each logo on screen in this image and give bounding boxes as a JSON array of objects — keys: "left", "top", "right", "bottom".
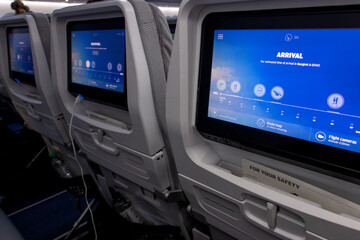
[{"left": 285, "top": 33, "right": 293, "bottom": 41}]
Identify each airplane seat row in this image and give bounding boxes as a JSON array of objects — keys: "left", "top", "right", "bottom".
[
  {"left": 1, "top": 0, "right": 360, "bottom": 239},
  {"left": 0, "top": 0, "right": 190, "bottom": 238},
  {"left": 0, "top": 1, "right": 185, "bottom": 239}
]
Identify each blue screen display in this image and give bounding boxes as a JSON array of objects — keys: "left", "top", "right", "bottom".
[
  {"left": 8, "top": 30, "right": 34, "bottom": 75},
  {"left": 71, "top": 29, "right": 125, "bottom": 92},
  {"left": 208, "top": 29, "right": 360, "bottom": 153}
]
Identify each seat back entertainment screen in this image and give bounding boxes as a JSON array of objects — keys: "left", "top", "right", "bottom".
[
  {"left": 7, "top": 27, "right": 35, "bottom": 86},
  {"left": 67, "top": 18, "right": 127, "bottom": 109},
  {"left": 196, "top": 6, "right": 360, "bottom": 181}
]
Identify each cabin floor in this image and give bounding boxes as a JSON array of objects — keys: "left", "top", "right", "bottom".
[{"left": 0, "top": 96, "right": 183, "bottom": 240}]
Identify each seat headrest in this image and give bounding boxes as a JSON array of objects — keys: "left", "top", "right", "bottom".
[{"left": 29, "top": 13, "right": 50, "bottom": 67}]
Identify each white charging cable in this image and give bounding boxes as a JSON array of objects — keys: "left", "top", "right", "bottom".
[{"left": 69, "top": 95, "right": 98, "bottom": 240}]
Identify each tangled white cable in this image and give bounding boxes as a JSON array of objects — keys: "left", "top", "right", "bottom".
[{"left": 68, "top": 95, "right": 97, "bottom": 240}]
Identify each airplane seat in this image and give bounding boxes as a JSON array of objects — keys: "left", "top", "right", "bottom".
[
  {"left": 130, "top": 0, "right": 179, "bottom": 189},
  {"left": 0, "top": 208, "right": 24, "bottom": 240},
  {"left": 146, "top": 2, "right": 173, "bottom": 78},
  {"left": 0, "top": 13, "right": 83, "bottom": 179},
  {"left": 167, "top": 0, "right": 360, "bottom": 239},
  {"left": 51, "top": 0, "right": 189, "bottom": 236}
]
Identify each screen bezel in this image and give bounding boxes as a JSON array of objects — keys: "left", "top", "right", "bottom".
[
  {"left": 6, "top": 27, "right": 36, "bottom": 86},
  {"left": 67, "top": 18, "right": 127, "bottom": 110},
  {"left": 196, "top": 6, "right": 360, "bottom": 182}
]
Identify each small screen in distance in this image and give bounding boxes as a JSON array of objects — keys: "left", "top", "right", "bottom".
[
  {"left": 8, "top": 27, "right": 34, "bottom": 76},
  {"left": 71, "top": 29, "right": 125, "bottom": 93},
  {"left": 208, "top": 29, "right": 360, "bottom": 154}
]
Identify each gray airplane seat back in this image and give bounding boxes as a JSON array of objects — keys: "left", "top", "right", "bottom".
[
  {"left": 51, "top": 1, "right": 188, "bottom": 234},
  {"left": 167, "top": 0, "right": 360, "bottom": 240},
  {"left": 0, "top": 13, "right": 82, "bottom": 179},
  {"left": 147, "top": 2, "right": 173, "bottom": 78},
  {"left": 129, "top": 0, "right": 180, "bottom": 189},
  {"left": 31, "top": 13, "right": 50, "bottom": 67}
]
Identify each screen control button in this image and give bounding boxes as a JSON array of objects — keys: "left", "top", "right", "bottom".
[
  {"left": 117, "top": 63, "right": 122, "bottom": 72},
  {"left": 257, "top": 119, "right": 265, "bottom": 128},
  {"left": 107, "top": 62, "right": 112, "bottom": 71},
  {"left": 327, "top": 93, "right": 344, "bottom": 109},
  {"left": 271, "top": 86, "right": 284, "bottom": 100},
  {"left": 217, "top": 79, "right": 226, "bottom": 91},
  {"left": 230, "top": 81, "right": 241, "bottom": 93},
  {"left": 254, "top": 84, "right": 266, "bottom": 97}
]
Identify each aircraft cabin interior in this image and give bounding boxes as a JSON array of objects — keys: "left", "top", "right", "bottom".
[{"left": 0, "top": 0, "right": 360, "bottom": 240}]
